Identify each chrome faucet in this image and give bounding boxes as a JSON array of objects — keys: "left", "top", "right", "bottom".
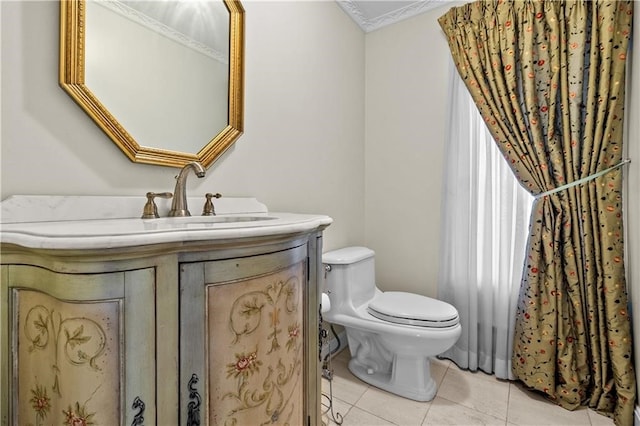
[{"left": 168, "top": 161, "right": 206, "bottom": 217}]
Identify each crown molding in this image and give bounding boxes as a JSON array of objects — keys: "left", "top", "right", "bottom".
[{"left": 337, "top": 0, "right": 457, "bottom": 33}]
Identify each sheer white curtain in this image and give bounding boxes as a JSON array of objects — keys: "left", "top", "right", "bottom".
[{"left": 438, "top": 63, "right": 534, "bottom": 380}]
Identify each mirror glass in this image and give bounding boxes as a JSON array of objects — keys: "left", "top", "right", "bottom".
[{"left": 60, "top": 0, "right": 245, "bottom": 168}]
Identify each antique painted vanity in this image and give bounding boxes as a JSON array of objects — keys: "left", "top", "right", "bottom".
[
  {"left": 0, "top": 0, "right": 334, "bottom": 423},
  {"left": 0, "top": 196, "right": 332, "bottom": 425}
]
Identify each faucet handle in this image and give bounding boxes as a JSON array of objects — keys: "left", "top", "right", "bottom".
[
  {"left": 202, "top": 193, "right": 222, "bottom": 216},
  {"left": 141, "top": 192, "right": 172, "bottom": 219}
]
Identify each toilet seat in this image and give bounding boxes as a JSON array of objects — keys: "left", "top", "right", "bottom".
[{"left": 367, "top": 292, "right": 459, "bottom": 328}]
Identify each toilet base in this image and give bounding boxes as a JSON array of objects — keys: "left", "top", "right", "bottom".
[{"left": 348, "top": 354, "right": 437, "bottom": 402}]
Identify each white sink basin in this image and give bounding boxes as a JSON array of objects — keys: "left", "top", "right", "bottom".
[
  {"left": 142, "top": 215, "right": 279, "bottom": 231},
  {"left": 1, "top": 215, "right": 280, "bottom": 238},
  {"left": 152, "top": 215, "right": 278, "bottom": 226}
]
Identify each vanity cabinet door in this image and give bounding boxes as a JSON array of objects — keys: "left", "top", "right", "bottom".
[
  {"left": 179, "top": 244, "right": 314, "bottom": 426},
  {"left": 0, "top": 265, "right": 156, "bottom": 426}
]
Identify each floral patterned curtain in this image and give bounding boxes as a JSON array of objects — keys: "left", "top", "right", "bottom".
[{"left": 438, "top": 1, "right": 635, "bottom": 424}]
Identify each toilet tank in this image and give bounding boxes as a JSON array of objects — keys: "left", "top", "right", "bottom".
[{"left": 323, "top": 247, "right": 376, "bottom": 314}]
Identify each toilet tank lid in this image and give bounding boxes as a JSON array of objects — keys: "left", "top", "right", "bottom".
[{"left": 323, "top": 246, "right": 374, "bottom": 264}]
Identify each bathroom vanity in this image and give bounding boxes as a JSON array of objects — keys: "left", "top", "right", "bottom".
[{"left": 0, "top": 196, "right": 331, "bottom": 426}]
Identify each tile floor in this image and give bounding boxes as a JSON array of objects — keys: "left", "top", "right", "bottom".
[{"left": 321, "top": 349, "right": 615, "bottom": 426}]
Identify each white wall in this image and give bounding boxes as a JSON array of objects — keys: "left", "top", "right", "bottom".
[
  {"left": 0, "top": 0, "right": 366, "bottom": 251},
  {"left": 364, "top": 6, "right": 453, "bottom": 298}
]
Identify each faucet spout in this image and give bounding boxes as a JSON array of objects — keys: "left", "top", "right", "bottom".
[{"left": 168, "top": 161, "right": 206, "bottom": 217}]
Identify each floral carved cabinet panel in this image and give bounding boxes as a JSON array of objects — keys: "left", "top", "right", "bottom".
[
  {"left": 179, "top": 244, "right": 317, "bottom": 426},
  {"left": 1, "top": 265, "right": 156, "bottom": 425},
  {"left": 16, "top": 289, "right": 120, "bottom": 425},
  {"left": 208, "top": 262, "right": 305, "bottom": 425}
]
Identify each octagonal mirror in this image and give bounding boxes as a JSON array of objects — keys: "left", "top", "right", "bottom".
[{"left": 59, "top": 0, "right": 244, "bottom": 168}]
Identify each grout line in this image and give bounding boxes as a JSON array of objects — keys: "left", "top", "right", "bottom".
[
  {"left": 506, "top": 381, "right": 512, "bottom": 426},
  {"left": 352, "top": 383, "right": 369, "bottom": 407},
  {"left": 321, "top": 381, "right": 352, "bottom": 425},
  {"left": 365, "top": 408, "right": 401, "bottom": 426},
  {"left": 433, "top": 368, "right": 510, "bottom": 423},
  {"left": 420, "top": 402, "right": 432, "bottom": 426}
]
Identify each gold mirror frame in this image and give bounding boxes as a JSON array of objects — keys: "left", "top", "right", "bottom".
[{"left": 59, "top": 0, "right": 244, "bottom": 169}]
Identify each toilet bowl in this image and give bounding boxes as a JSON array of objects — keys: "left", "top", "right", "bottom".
[{"left": 322, "top": 247, "right": 461, "bottom": 402}]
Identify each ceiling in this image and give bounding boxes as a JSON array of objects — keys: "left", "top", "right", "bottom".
[{"left": 337, "top": 0, "right": 463, "bottom": 32}]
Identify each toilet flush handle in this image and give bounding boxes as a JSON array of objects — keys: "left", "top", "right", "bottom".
[{"left": 324, "top": 264, "right": 332, "bottom": 279}]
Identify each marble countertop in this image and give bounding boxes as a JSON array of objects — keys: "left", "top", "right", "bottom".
[{"left": 0, "top": 196, "right": 332, "bottom": 249}]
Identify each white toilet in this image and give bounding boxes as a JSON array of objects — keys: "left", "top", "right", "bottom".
[{"left": 322, "top": 247, "right": 461, "bottom": 402}]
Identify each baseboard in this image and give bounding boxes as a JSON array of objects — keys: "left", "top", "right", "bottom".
[
  {"left": 320, "top": 328, "right": 348, "bottom": 360},
  {"left": 634, "top": 404, "right": 640, "bottom": 426}
]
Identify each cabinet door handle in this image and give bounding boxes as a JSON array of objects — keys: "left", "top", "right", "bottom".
[
  {"left": 187, "top": 374, "right": 202, "bottom": 426},
  {"left": 131, "top": 396, "right": 145, "bottom": 426}
]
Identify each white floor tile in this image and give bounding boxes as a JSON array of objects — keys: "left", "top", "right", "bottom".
[
  {"left": 437, "top": 367, "right": 510, "bottom": 420},
  {"left": 340, "top": 406, "right": 397, "bottom": 425},
  {"left": 587, "top": 408, "right": 615, "bottom": 426},
  {"left": 355, "top": 386, "right": 431, "bottom": 426},
  {"left": 326, "top": 347, "right": 609, "bottom": 426},
  {"left": 507, "top": 383, "right": 591, "bottom": 425},
  {"left": 422, "top": 396, "right": 506, "bottom": 425},
  {"left": 321, "top": 394, "right": 352, "bottom": 426}
]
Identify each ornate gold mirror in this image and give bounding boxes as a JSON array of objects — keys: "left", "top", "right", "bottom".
[{"left": 60, "top": 0, "right": 244, "bottom": 168}]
